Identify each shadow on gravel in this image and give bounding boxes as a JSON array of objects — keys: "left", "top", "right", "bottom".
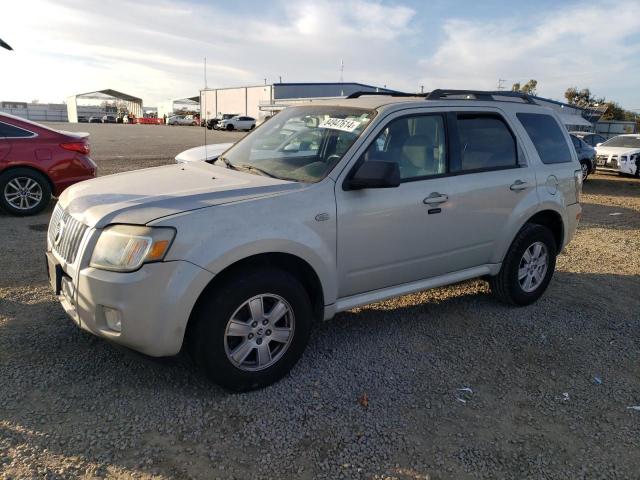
[
  {"left": 580, "top": 202, "right": 640, "bottom": 230},
  {"left": 2, "top": 270, "right": 640, "bottom": 478},
  {"left": 583, "top": 173, "right": 639, "bottom": 198}
]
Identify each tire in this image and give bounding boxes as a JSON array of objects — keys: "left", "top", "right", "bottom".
[
  {"left": 226, "top": 124, "right": 234, "bottom": 131},
  {"left": 489, "top": 223, "right": 557, "bottom": 306},
  {"left": 580, "top": 161, "right": 589, "bottom": 181},
  {"left": 188, "top": 267, "right": 313, "bottom": 391},
  {"left": 635, "top": 159, "right": 640, "bottom": 178},
  {"left": 250, "top": 124, "right": 255, "bottom": 130},
  {"left": 0, "top": 168, "right": 51, "bottom": 216}
]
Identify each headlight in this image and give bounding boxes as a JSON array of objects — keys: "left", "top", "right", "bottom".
[{"left": 90, "top": 225, "right": 175, "bottom": 272}]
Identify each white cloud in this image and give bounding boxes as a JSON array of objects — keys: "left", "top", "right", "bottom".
[{"left": 418, "top": 2, "right": 640, "bottom": 104}]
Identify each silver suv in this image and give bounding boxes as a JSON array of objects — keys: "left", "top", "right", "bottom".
[{"left": 46, "top": 90, "right": 582, "bottom": 391}]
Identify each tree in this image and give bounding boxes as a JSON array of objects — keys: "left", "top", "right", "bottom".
[
  {"left": 564, "top": 86, "right": 634, "bottom": 121},
  {"left": 512, "top": 79, "right": 538, "bottom": 96}
]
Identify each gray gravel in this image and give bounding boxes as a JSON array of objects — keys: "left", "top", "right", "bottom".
[{"left": 1, "top": 124, "right": 639, "bottom": 479}]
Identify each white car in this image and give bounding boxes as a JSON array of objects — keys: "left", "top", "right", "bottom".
[
  {"left": 168, "top": 115, "right": 197, "bottom": 126},
  {"left": 595, "top": 134, "right": 640, "bottom": 177},
  {"left": 220, "top": 116, "right": 256, "bottom": 131},
  {"left": 175, "top": 143, "right": 234, "bottom": 164},
  {"left": 46, "top": 90, "right": 582, "bottom": 391}
]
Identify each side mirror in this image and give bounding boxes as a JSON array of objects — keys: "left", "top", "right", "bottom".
[{"left": 346, "top": 160, "right": 400, "bottom": 190}]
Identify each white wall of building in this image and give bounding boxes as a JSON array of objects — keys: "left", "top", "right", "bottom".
[{"left": 201, "top": 86, "right": 273, "bottom": 122}]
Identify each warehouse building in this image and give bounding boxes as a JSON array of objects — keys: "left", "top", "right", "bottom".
[
  {"left": 157, "top": 96, "right": 200, "bottom": 119},
  {"left": 66, "top": 89, "right": 143, "bottom": 123},
  {"left": 200, "top": 82, "right": 395, "bottom": 123}
]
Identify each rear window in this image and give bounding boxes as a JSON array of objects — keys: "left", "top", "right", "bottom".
[
  {"left": 517, "top": 113, "right": 572, "bottom": 164},
  {"left": 0, "top": 121, "right": 35, "bottom": 138}
]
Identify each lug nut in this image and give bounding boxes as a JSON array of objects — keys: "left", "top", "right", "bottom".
[
  {"left": 262, "top": 319, "right": 269, "bottom": 325},
  {"left": 248, "top": 333, "right": 254, "bottom": 339},
  {"left": 266, "top": 329, "right": 271, "bottom": 336},
  {"left": 251, "top": 321, "right": 258, "bottom": 328},
  {"left": 256, "top": 338, "right": 263, "bottom": 345}
]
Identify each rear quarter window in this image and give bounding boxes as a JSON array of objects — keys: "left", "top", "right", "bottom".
[
  {"left": 0, "top": 121, "right": 35, "bottom": 138},
  {"left": 517, "top": 113, "right": 573, "bottom": 164}
]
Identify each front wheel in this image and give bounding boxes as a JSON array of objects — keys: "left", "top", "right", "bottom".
[
  {"left": 489, "top": 224, "right": 557, "bottom": 306},
  {"left": 188, "top": 268, "right": 313, "bottom": 391},
  {"left": 226, "top": 124, "right": 234, "bottom": 131},
  {"left": 0, "top": 168, "right": 51, "bottom": 216}
]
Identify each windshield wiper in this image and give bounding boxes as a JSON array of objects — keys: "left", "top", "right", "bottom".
[
  {"left": 216, "top": 156, "right": 237, "bottom": 170},
  {"left": 234, "top": 164, "right": 281, "bottom": 179}
]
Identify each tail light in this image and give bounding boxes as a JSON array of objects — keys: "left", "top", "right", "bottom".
[
  {"left": 60, "top": 142, "right": 90, "bottom": 155},
  {"left": 574, "top": 169, "right": 583, "bottom": 203}
]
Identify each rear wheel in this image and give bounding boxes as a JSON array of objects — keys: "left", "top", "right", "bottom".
[
  {"left": 0, "top": 168, "right": 51, "bottom": 216},
  {"left": 580, "top": 161, "right": 589, "bottom": 180},
  {"left": 489, "top": 224, "right": 557, "bottom": 306},
  {"left": 188, "top": 267, "right": 313, "bottom": 391},
  {"left": 226, "top": 124, "right": 234, "bottom": 131}
]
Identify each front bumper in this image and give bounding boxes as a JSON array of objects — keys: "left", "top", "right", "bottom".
[
  {"left": 47, "top": 252, "right": 214, "bottom": 356},
  {"left": 619, "top": 160, "right": 638, "bottom": 176}
]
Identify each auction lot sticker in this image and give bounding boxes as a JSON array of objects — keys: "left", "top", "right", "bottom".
[{"left": 318, "top": 117, "right": 361, "bottom": 132}]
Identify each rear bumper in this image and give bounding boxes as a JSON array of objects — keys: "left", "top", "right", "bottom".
[{"left": 564, "top": 203, "right": 582, "bottom": 250}]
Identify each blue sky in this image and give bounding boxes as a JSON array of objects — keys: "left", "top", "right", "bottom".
[{"left": 1, "top": 0, "right": 639, "bottom": 109}]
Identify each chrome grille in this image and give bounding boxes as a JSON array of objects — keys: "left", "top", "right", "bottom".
[{"left": 48, "top": 204, "right": 88, "bottom": 264}]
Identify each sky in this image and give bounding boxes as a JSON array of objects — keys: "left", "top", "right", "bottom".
[{"left": 1, "top": 0, "right": 639, "bottom": 109}]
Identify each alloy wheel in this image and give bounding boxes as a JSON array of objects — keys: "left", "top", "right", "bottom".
[
  {"left": 518, "top": 241, "right": 549, "bottom": 293},
  {"left": 224, "top": 294, "right": 295, "bottom": 371},
  {"left": 4, "top": 176, "right": 43, "bottom": 210}
]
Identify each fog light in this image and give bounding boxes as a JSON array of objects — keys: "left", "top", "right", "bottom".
[{"left": 103, "top": 306, "right": 122, "bottom": 332}]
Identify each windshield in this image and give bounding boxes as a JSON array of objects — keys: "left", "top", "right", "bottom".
[
  {"left": 600, "top": 136, "right": 640, "bottom": 148},
  {"left": 219, "top": 105, "right": 375, "bottom": 182}
]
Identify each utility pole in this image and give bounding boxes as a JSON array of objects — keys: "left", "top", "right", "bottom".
[
  {"left": 204, "top": 57, "right": 207, "bottom": 89},
  {"left": 497, "top": 78, "right": 506, "bottom": 91},
  {"left": 420, "top": 85, "right": 424, "bottom": 94},
  {"left": 340, "top": 59, "right": 344, "bottom": 83}
]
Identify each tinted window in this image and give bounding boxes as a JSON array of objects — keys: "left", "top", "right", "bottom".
[
  {"left": 0, "top": 122, "right": 34, "bottom": 138},
  {"left": 362, "top": 114, "right": 447, "bottom": 180},
  {"left": 517, "top": 113, "right": 573, "bottom": 164},
  {"left": 571, "top": 135, "right": 581, "bottom": 149},
  {"left": 454, "top": 114, "right": 517, "bottom": 171}
]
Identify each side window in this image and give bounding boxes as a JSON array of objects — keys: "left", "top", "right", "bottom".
[
  {"left": 453, "top": 114, "right": 517, "bottom": 172},
  {"left": 0, "top": 122, "right": 33, "bottom": 138},
  {"left": 361, "top": 114, "right": 447, "bottom": 181},
  {"left": 517, "top": 113, "right": 573, "bottom": 164},
  {"left": 571, "top": 136, "right": 581, "bottom": 149}
]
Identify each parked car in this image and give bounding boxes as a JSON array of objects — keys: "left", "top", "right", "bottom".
[
  {"left": 77, "top": 116, "right": 89, "bottom": 123},
  {"left": 175, "top": 143, "right": 234, "bottom": 164},
  {"left": 102, "top": 115, "right": 117, "bottom": 123},
  {"left": 46, "top": 90, "right": 582, "bottom": 391},
  {"left": 88, "top": 117, "right": 102, "bottom": 123},
  {"left": 168, "top": 115, "right": 198, "bottom": 126},
  {"left": 570, "top": 134, "right": 597, "bottom": 180},
  {"left": 0, "top": 113, "right": 96, "bottom": 215},
  {"left": 595, "top": 134, "right": 640, "bottom": 177},
  {"left": 569, "top": 131, "right": 607, "bottom": 148},
  {"left": 207, "top": 113, "right": 239, "bottom": 130},
  {"left": 220, "top": 115, "right": 256, "bottom": 131}
]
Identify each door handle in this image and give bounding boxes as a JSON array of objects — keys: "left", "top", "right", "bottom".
[
  {"left": 510, "top": 180, "right": 529, "bottom": 191},
  {"left": 423, "top": 192, "right": 448, "bottom": 205}
]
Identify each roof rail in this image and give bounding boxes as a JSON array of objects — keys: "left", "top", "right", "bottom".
[
  {"left": 425, "top": 89, "right": 537, "bottom": 104},
  {"left": 346, "top": 91, "right": 423, "bottom": 99}
]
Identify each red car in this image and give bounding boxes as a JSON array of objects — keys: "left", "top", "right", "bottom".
[{"left": 0, "top": 113, "right": 97, "bottom": 215}]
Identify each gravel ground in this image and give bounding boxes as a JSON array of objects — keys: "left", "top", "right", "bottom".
[{"left": 1, "top": 124, "right": 639, "bottom": 479}]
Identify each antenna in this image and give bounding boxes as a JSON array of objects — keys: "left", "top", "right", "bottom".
[
  {"left": 340, "top": 59, "right": 344, "bottom": 83},
  {"left": 203, "top": 58, "right": 208, "bottom": 161},
  {"left": 497, "top": 78, "right": 506, "bottom": 90}
]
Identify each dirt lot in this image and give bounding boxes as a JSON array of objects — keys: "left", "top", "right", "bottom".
[{"left": 1, "top": 124, "right": 639, "bottom": 479}]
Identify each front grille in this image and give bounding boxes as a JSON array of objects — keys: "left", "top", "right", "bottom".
[{"left": 48, "top": 204, "right": 88, "bottom": 264}]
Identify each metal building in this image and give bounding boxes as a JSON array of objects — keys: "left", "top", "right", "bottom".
[
  {"left": 200, "top": 82, "right": 395, "bottom": 123},
  {"left": 66, "top": 89, "right": 143, "bottom": 123}
]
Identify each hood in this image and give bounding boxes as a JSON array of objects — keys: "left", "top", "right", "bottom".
[
  {"left": 58, "top": 162, "right": 301, "bottom": 228},
  {"left": 595, "top": 146, "right": 640, "bottom": 156},
  {"left": 175, "top": 143, "right": 234, "bottom": 164}
]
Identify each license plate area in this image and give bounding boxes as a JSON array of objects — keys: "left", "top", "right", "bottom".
[{"left": 46, "top": 251, "right": 73, "bottom": 299}]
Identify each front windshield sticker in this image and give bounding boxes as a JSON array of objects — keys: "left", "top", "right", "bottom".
[{"left": 318, "top": 117, "right": 361, "bottom": 133}]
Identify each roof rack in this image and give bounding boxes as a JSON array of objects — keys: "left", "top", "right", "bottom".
[
  {"left": 346, "top": 91, "right": 424, "bottom": 99},
  {"left": 425, "top": 89, "right": 537, "bottom": 104}
]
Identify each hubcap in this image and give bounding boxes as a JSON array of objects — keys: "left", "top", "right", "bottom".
[
  {"left": 518, "top": 241, "right": 549, "bottom": 293},
  {"left": 224, "top": 294, "right": 295, "bottom": 371},
  {"left": 4, "top": 176, "right": 43, "bottom": 210}
]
